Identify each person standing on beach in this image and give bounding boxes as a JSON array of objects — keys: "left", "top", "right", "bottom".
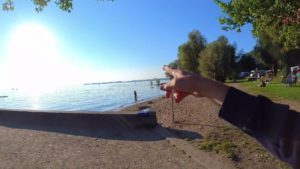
[
  {"left": 160, "top": 65, "right": 300, "bottom": 168},
  {"left": 134, "top": 91, "right": 137, "bottom": 102}
]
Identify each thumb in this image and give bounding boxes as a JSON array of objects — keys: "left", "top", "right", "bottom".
[
  {"left": 161, "top": 80, "right": 176, "bottom": 91},
  {"left": 160, "top": 81, "right": 175, "bottom": 98}
]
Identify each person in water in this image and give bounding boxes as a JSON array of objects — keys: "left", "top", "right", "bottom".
[{"left": 160, "top": 65, "right": 300, "bottom": 168}]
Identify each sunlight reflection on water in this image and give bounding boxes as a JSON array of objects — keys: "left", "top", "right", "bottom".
[{"left": 0, "top": 80, "right": 168, "bottom": 112}]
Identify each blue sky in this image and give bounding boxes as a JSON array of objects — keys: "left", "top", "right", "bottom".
[{"left": 0, "top": 0, "right": 256, "bottom": 85}]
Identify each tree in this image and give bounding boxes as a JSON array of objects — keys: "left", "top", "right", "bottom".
[
  {"left": 237, "top": 53, "right": 256, "bottom": 72},
  {"left": 165, "top": 59, "right": 178, "bottom": 78},
  {"left": 250, "top": 28, "right": 293, "bottom": 76},
  {"left": 214, "top": 0, "right": 300, "bottom": 49},
  {"left": 2, "top": 0, "right": 111, "bottom": 12},
  {"left": 199, "top": 36, "right": 236, "bottom": 82},
  {"left": 168, "top": 59, "right": 178, "bottom": 69},
  {"left": 282, "top": 49, "right": 300, "bottom": 75},
  {"left": 177, "top": 30, "right": 206, "bottom": 73},
  {"left": 250, "top": 31, "right": 300, "bottom": 76},
  {"left": 252, "top": 45, "right": 279, "bottom": 70}
]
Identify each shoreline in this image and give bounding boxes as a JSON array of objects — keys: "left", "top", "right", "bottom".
[
  {"left": 0, "top": 94, "right": 165, "bottom": 114},
  {"left": 111, "top": 95, "right": 163, "bottom": 112}
]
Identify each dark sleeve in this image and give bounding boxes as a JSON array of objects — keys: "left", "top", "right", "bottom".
[{"left": 219, "top": 87, "right": 300, "bottom": 168}]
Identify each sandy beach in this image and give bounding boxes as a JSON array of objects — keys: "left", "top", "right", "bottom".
[{"left": 0, "top": 95, "right": 290, "bottom": 169}]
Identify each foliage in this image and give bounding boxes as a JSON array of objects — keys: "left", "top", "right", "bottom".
[
  {"left": 168, "top": 59, "right": 178, "bottom": 69},
  {"left": 2, "top": 0, "right": 13, "bottom": 11},
  {"left": 252, "top": 28, "right": 286, "bottom": 72},
  {"left": 199, "top": 36, "right": 236, "bottom": 82},
  {"left": 282, "top": 49, "right": 300, "bottom": 75},
  {"left": 165, "top": 60, "right": 178, "bottom": 78},
  {"left": 177, "top": 30, "right": 206, "bottom": 73},
  {"left": 237, "top": 53, "right": 256, "bottom": 72},
  {"left": 251, "top": 46, "right": 278, "bottom": 69},
  {"left": 249, "top": 28, "right": 300, "bottom": 76},
  {"left": 214, "top": 0, "right": 300, "bottom": 49},
  {"left": 285, "top": 49, "right": 300, "bottom": 67},
  {"left": 2, "top": 0, "right": 111, "bottom": 12},
  {"left": 228, "top": 61, "right": 239, "bottom": 81}
]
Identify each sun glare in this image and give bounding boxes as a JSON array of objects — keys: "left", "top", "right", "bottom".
[
  {"left": 0, "top": 22, "right": 117, "bottom": 97},
  {"left": 1, "top": 23, "right": 73, "bottom": 95}
]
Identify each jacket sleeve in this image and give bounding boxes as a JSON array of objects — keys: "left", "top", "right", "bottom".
[{"left": 219, "top": 87, "right": 300, "bottom": 168}]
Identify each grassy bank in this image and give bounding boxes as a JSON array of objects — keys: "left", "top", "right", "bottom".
[{"left": 236, "top": 76, "right": 300, "bottom": 102}]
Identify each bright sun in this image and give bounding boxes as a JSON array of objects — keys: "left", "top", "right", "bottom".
[
  {"left": 2, "top": 23, "right": 74, "bottom": 94},
  {"left": 1, "top": 22, "right": 115, "bottom": 96}
]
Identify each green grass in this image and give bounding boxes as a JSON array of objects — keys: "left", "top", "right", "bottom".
[
  {"left": 198, "top": 127, "right": 240, "bottom": 161},
  {"left": 197, "top": 127, "right": 291, "bottom": 168},
  {"left": 236, "top": 76, "right": 300, "bottom": 102}
]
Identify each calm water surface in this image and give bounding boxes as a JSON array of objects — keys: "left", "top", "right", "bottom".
[{"left": 0, "top": 80, "right": 167, "bottom": 112}]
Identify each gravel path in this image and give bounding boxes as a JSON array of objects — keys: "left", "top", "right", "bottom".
[{"left": 0, "top": 110, "right": 207, "bottom": 169}]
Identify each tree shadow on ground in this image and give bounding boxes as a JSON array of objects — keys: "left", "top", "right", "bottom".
[{"left": 0, "top": 110, "right": 202, "bottom": 141}]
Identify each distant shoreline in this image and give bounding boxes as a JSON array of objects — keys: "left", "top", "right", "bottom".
[{"left": 83, "top": 77, "right": 169, "bottom": 86}]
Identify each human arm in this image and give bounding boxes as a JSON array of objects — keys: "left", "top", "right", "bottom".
[
  {"left": 221, "top": 87, "right": 300, "bottom": 168},
  {"left": 160, "top": 65, "right": 229, "bottom": 105},
  {"left": 160, "top": 66, "right": 300, "bottom": 168}
]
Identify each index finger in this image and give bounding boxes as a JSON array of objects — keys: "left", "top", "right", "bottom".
[{"left": 162, "top": 65, "right": 175, "bottom": 76}]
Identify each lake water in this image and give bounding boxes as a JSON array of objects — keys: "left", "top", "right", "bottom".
[{"left": 0, "top": 80, "right": 168, "bottom": 112}]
